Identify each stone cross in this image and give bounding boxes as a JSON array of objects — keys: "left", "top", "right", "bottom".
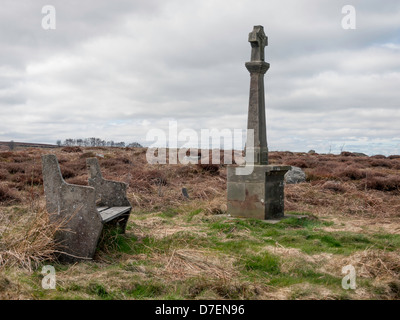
[
  {"left": 249, "top": 25, "right": 268, "bottom": 62},
  {"left": 245, "top": 25, "right": 270, "bottom": 164},
  {"left": 227, "top": 25, "right": 291, "bottom": 220}
]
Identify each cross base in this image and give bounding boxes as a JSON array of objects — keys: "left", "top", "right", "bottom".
[{"left": 227, "top": 164, "right": 291, "bottom": 220}]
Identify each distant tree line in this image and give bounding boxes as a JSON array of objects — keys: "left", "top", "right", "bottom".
[{"left": 57, "top": 138, "right": 142, "bottom": 148}]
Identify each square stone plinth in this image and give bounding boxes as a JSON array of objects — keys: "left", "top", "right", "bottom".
[{"left": 227, "top": 164, "right": 291, "bottom": 220}]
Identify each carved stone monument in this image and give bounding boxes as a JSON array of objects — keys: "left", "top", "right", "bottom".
[{"left": 227, "top": 26, "right": 291, "bottom": 220}]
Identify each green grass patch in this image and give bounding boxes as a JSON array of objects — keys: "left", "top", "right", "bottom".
[
  {"left": 87, "top": 282, "right": 109, "bottom": 299},
  {"left": 158, "top": 208, "right": 180, "bottom": 218},
  {"left": 206, "top": 216, "right": 400, "bottom": 255},
  {"left": 242, "top": 252, "right": 280, "bottom": 274},
  {"left": 186, "top": 209, "right": 203, "bottom": 222},
  {"left": 123, "top": 281, "right": 165, "bottom": 299},
  {"left": 97, "top": 229, "right": 138, "bottom": 255}
]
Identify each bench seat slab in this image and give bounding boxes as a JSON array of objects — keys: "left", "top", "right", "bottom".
[{"left": 98, "top": 206, "right": 132, "bottom": 223}]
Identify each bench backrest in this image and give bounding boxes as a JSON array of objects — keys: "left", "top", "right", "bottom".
[
  {"left": 42, "top": 154, "right": 104, "bottom": 262},
  {"left": 86, "top": 157, "right": 131, "bottom": 207},
  {"left": 42, "top": 154, "right": 66, "bottom": 214}
]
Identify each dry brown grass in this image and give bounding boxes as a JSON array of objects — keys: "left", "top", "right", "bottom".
[
  {"left": 152, "top": 249, "right": 238, "bottom": 281},
  {"left": 285, "top": 181, "right": 400, "bottom": 218},
  {"left": 0, "top": 147, "right": 399, "bottom": 300},
  {"left": 317, "top": 248, "right": 400, "bottom": 279},
  {"left": 0, "top": 204, "right": 61, "bottom": 271},
  {"left": 1, "top": 147, "right": 399, "bottom": 221},
  {"left": 0, "top": 183, "right": 21, "bottom": 204},
  {"left": 61, "top": 146, "right": 83, "bottom": 153}
]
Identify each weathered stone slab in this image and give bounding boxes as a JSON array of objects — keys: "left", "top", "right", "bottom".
[
  {"left": 42, "top": 154, "right": 103, "bottom": 262},
  {"left": 99, "top": 206, "right": 131, "bottom": 223},
  {"left": 227, "top": 182, "right": 246, "bottom": 201},
  {"left": 227, "top": 165, "right": 290, "bottom": 219},
  {"left": 228, "top": 165, "right": 291, "bottom": 183},
  {"left": 87, "top": 157, "right": 132, "bottom": 232},
  {"left": 87, "top": 157, "right": 131, "bottom": 207}
]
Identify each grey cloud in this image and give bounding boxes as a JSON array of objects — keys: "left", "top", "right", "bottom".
[{"left": 0, "top": 0, "right": 399, "bottom": 155}]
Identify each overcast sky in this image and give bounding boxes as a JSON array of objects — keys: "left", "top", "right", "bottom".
[{"left": 0, "top": 0, "right": 399, "bottom": 155}]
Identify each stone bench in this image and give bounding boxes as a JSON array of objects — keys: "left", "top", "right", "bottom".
[{"left": 41, "top": 154, "right": 132, "bottom": 262}]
